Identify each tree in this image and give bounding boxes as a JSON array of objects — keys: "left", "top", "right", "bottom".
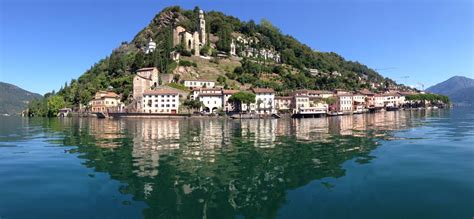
[
  {"left": 228, "top": 91, "right": 256, "bottom": 113},
  {"left": 183, "top": 99, "right": 204, "bottom": 113},
  {"left": 47, "top": 95, "right": 66, "bottom": 117}
]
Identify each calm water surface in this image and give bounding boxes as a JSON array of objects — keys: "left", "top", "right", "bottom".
[{"left": 0, "top": 108, "right": 473, "bottom": 219}]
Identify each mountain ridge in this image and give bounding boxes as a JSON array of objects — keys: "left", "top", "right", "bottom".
[
  {"left": 0, "top": 82, "right": 43, "bottom": 115},
  {"left": 426, "top": 75, "right": 474, "bottom": 104}
]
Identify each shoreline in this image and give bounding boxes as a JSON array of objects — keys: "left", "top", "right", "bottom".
[{"left": 102, "top": 106, "right": 447, "bottom": 120}]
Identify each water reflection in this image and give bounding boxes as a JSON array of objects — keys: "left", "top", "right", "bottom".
[{"left": 45, "top": 110, "right": 450, "bottom": 218}]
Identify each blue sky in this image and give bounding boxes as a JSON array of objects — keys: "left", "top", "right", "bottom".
[{"left": 1, "top": 0, "right": 473, "bottom": 95}]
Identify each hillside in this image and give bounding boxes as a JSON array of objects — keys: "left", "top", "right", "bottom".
[
  {"left": 427, "top": 76, "right": 474, "bottom": 104},
  {"left": 0, "top": 82, "right": 42, "bottom": 115},
  {"left": 33, "top": 6, "right": 411, "bottom": 114}
]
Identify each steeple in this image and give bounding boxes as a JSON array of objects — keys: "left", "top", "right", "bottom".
[
  {"left": 145, "top": 38, "right": 156, "bottom": 54},
  {"left": 198, "top": 10, "right": 206, "bottom": 45}
]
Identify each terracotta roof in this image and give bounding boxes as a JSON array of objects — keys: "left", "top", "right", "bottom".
[
  {"left": 252, "top": 88, "right": 275, "bottom": 93},
  {"left": 223, "top": 89, "right": 239, "bottom": 94},
  {"left": 275, "top": 96, "right": 293, "bottom": 100},
  {"left": 184, "top": 79, "right": 215, "bottom": 82},
  {"left": 137, "top": 67, "right": 157, "bottom": 72},
  {"left": 198, "top": 93, "right": 222, "bottom": 97},
  {"left": 96, "top": 91, "right": 120, "bottom": 99},
  {"left": 309, "top": 90, "right": 333, "bottom": 94},
  {"left": 358, "top": 89, "right": 374, "bottom": 95},
  {"left": 192, "top": 87, "right": 221, "bottom": 91},
  {"left": 143, "top": 89, "right": 179, "bottom": 95}
]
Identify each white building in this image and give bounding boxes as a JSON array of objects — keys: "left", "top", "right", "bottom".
[
  {"left": 332, "top": 91, "right": 353, "bottom": 113},
  {"left": 142, "top": 89, "right": 180, "bottom": 114},
  {"left": 198, "top": 93, "right": 223, "bottom": 113},
  {"left": 145, "top": 38, "right": 156, "bottom": 54},
  {"left": 252, "top": 88, "right": 276, "bottom": 114},
  {"left": 352, "top": 93, "right": 367, "bottom": 113},
  {"left": 222, "top": 89, "right": 239, "bottom": 112},
  {"left": 183, "top": 80, "right": 216, "bottom": 89},
  {"left": 191, "top": 87, "right": 221, "bottom": 100}
]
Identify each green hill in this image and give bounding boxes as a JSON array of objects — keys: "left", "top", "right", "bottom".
[
  {"left": 0, "top": 82, "right": 42, "bottom": 115},
  {"left": 30, "top": 6, "right": 411, "bottom": 115}
]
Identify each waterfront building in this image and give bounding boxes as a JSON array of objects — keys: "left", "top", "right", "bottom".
[
  {"left": 333, "top": 90, "right": 353, "bottom": 113},
  {"left": 191, "top": 87, "right": 221, "bottom": 100},
  {"left": 222, "top": 89, "right": 239, "bottom": 112},
  {"left": 198, "top": 93, "right": 223, "bottom": 113},
  {"left": 352, "top": 93, "right": 367, "bottom": 113},
  {"left": 252, "top": 88, "right": 276, "bottom": 114},
  {"left": 374, "top": 94, "right": 385, "bottom": 108},
  {"left": 141, "top": 89, "right": 180, "bottom": 114},
  {"left": 89, "top": 91, "right": 123, "bottom": 113},
  {"left": 133, "top": 67, "right": 159, "bottom": 111},
  {"left": 275, "top": 96, "right": 292, "bottom": 112}
]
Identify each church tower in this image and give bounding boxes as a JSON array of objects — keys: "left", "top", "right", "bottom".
[{"left": 198, "top": 10, "right": 206, "bottom": 45}]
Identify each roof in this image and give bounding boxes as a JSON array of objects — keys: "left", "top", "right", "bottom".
[
  {"left": 143, "top": 89, "right": 179, "bottom": 95},
  {"left": 192, "top": 87, "right": 221, "bottom": 91},
  {"left": 275, "top": 96, "right": 293, "bottom": 100},
  {"left": 252, "top": 88, "right": 275, "bottom": 94},
  {"left": 198, "top": 93, "right": 222, "bottom": 97},
  {"left": 358, "top": 89, "right": 374, "bottom": 95},
  {"left": 184, "top": 79, "right": 215, "bottom": 82},
  {"left": 310, "top": 90, "right": 333, "bottom": 94},
  {"left": 137, "top": 67, "right": 157, "bottom": 72},
  {"left": 95, "top": 91, "right": 120, "bottom": 99},
  {"left": 223, "top": 89, "right": 239, "bottom": 94}
]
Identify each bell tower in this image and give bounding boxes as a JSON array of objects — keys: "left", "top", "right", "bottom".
[{"left": 198, "top": 10, "right": 206, "bottom": 45}]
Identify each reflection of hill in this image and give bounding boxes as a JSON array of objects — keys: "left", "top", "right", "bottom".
[{"left": 54, "top": 111, "right": 432, "bottom": 218}]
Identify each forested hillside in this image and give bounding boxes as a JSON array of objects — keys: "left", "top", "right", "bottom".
[{"left": 29, "top": 6, "right": 409, "bottom": 115}]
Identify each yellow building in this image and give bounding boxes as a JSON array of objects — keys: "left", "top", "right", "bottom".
[{"left": 89, "top": 91, "right": 122, "bottom": 113}]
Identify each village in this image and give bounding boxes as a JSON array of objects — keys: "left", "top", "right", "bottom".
[
  {"left": 55, "top": 9, "right": 447, "bottom": 118},
  {"left": 72, "top": 64, "right": 445, "bottom": 119}
]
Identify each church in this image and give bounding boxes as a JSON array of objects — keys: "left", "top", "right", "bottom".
[{"left": 172, "top": 9, "right": 207, "bottom": 56}]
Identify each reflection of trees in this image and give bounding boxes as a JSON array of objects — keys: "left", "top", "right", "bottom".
[{"left": 48, "top": 110, "right": 436, "bottom": 218}]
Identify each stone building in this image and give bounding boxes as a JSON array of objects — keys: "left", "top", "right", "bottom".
[
  {"left": 133, "top": 67, "right": 159, "bottom": 111},
  {"left": 172, "top": 10, "right": 207, "bottom": 56}
]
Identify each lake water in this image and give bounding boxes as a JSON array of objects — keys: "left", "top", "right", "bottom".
[{"left": 0, "top": 108, "right": 473, "bottom": 219}]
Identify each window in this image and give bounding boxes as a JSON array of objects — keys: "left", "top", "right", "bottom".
[
  {"left": 166, "top": 104, "right": 170, "bottom": 107},
  {"left": 172, "top": 104, "right": 175, "bottom": 107},
  {"left": 161, "top": 104, "right": 164, "bottom": 107}
]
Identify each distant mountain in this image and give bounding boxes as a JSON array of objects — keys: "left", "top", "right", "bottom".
[
  {"left": 426, "top": 76, "right": 474, "bottom": 104},
  {"left": 0, "top": 82, "right": 42, "bottom": 115}
]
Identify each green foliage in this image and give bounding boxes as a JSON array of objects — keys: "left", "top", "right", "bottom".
[
  {"left": 27, "top": 94, "right": 67, "bottom": 117},
  {"left": 179, "top": 60, "right": 198, "bottom": 67},
  {"left": 167, "top": 82, "right": 189, "bottom": 92},
  {"left": 217, "top": 75, "right": 227, "bottom": 85},
  {"left": 200, "top": 44, "right": 211, "bottom": 56},
  {"left": 406, "top": 93, "right": 450, "bottom": 104},
  {"left": 228, "top": 91, "right": 256, "bottom": 112},
  {"left": 183, "top": 99, "right": 204, "bottom": 112}
]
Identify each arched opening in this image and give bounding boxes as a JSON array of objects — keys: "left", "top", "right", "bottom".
[
  {"left": 212, "top": 107, "right": 218, "bottom": 113},
  {"left": 188, "top": 40, "right": 192, "bottom": 49},
  {"left": 203, "top": 107, "right": 210, "bottom": 113}
]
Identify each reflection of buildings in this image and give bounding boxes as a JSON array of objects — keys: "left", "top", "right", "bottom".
[
  {"left": 240, "top": 119, "right": 277, "bottom": 148},
  {"left": 85, "top": 118, "right": 125, "bottom": 148},
  {"left": 128, "top": 119, "right": 180, "bottom": 178},
  {"left": 58, "top": 109, "right": 443, "bottom": 219}
]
